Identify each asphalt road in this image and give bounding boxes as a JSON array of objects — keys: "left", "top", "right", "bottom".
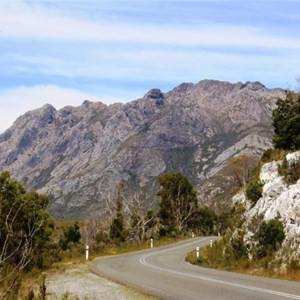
[{"left": 91, "top": 237, "right": 300, "bottom": 300}]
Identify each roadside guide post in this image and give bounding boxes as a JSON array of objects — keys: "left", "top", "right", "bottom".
[
  {"left": 210, "top": 239, "right": 213, "bottom": 247},
  {"left": 86, "top": 245, "right": 89, "bottom": 261},
  {"left": 196, "top": 246, "right": 199, "bottom": 258},
  {"left": 151, "top": 238, "right": 154, "bottom": 248}
]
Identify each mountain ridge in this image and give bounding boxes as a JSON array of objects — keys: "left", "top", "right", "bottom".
[{"left": 0, "top": 80, "right": 285, "bottom": 219}]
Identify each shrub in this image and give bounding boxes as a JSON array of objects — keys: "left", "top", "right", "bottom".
[
  {"left": 245, "top": 179, "right": 264, "bottom": 206},
  {"left": 64, "top": 222, "right": 81, "bottom": 243},
  {"left": 188, "top": 206, "right": 216, "bottom": 235},
  {"left": 230, "top": 229, "right": 247, "bottom": 259},
  {"left": 59, "top": 222, "right": 81, "bottom": 250},
  {"left": 289, "top": 259, "right": 300, "bottom": 270},
  {"left": 158, "top": 225, "right": 178, "bottom": 238},
  {"left": 256, "top": 219, "right": 285, "bottom": 258},
  {"left": 261, "top": 149, "right": 288, "bottom": 163},
  {"left": 278, "top": 158, "right": 300, "bottom": 184}
]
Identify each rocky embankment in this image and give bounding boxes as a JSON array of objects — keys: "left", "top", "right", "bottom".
[{"left": 234, "top": 151, "right": 300, "bottom": 255}]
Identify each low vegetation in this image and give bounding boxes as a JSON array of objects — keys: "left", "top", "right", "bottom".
[
  {"left": 186, "top": 211, "right": 296, "bottom": 280},
  {"left": 187, "top": 241, "right": 300, "bottom": 281},
  {"left": 245, "top": 178, "right": 264, "bottom": 206},
  {"left": 255, "top": 219, "right": 285, "bottom": 258},
  {"left": 261, "top": 148, "right": 288, "bottom": 163},
  {"left": 0, "top": 170, "right": 222, "bottom": 299},
  {"left": 278, "top": 157, "right": 300, "bottom": 184}
]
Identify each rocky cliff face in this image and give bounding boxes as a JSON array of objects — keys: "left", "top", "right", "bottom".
[
  {"left": 233, "top": 151, "right": 300, "bottom": 256},
  {"left": 0, "top": 80, "right": 284, "bottom": 219}
]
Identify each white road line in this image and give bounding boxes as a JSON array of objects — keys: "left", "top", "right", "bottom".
[{"left": 139, "top": 238, "right": 300, "bottom": 300}]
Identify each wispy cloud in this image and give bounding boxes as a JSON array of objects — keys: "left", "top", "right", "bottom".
[
  {"left": 3, "top": 46, "right": 299, "bottom": 85},
  {"left": 0, "top": 0, "right": 300, "bottom": 132},
  {"left": 1, "top": 1, "right": 300, "bottom": 49}
]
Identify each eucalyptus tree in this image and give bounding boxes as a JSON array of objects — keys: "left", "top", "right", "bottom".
[
  {"left": 0, "top": 171, "right": 54, "bottom": 299},
  {"left": 158, "top": 172, "right": 197, "bottom": 235}
]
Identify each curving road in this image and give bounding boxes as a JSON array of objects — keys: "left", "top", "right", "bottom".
[{"left": 91, "top": 237, "right": 300, "bottom": 300}]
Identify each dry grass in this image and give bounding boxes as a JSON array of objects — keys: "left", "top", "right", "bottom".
[
  {"left": 186, "top": 245, "right": 300, "bottom": 282},
  {"left": 261, "top": 149, "right": 289, "bottom": 163}
]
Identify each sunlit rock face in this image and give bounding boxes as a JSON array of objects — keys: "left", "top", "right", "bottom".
[{"left": 234, "top": 151, "right": 300, "bottom": 255}]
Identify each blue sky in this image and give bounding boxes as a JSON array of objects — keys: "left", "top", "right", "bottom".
[{"left": 0, "top": 0, "right": 300, "bottom": 132}]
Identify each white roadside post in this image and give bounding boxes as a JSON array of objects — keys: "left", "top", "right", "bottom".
[
  {"left": 196, "top": 246, "right": 199, "bottom": 258},
  {"left": 210, "top": 239, "right": 213, "bottom": 248},
  {"left": 150, "top": 238, "right": 154, "bottom": 249},
  {"left": 86, "top": 245, "right": 89, "bottom": 261}
]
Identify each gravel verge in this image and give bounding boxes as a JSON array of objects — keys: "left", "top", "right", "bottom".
[{"left": 46, "top": 263, "right": 156, "bottom": 300}]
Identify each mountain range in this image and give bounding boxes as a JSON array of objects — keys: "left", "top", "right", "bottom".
[{"left": 0, "top": 80, "right": 284, "bottom": 219}]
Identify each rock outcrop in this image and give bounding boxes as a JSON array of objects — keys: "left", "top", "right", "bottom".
[
  {"left": 233, "top": 151, "right": 300, "bottom": 255},
  {"left": 0, "top": 80, "right": 284, "bottom": 219}
]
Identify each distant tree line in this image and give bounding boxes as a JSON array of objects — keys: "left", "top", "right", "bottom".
[{"left": 106, "top": 172, "right": 219, "bottom": 244}]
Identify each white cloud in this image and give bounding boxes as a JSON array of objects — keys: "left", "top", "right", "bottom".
[
  {"left": 0, "top": 0, "right": 299, "bottom": 135},
  {"left": 1, "top": 0, "right": 300, "bottom": 49},
  {"left": 0, "top": 85, "right": 125, "bottom": 133},
  {"left": 7, "top": 47, "right": 300, "bottom": 84}
]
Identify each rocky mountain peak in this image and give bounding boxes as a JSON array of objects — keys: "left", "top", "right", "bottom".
[
  {"left": 82, "top": 100, "right": 92, "bottom": 107},
  {"left": 244, "top": 81, "right": 266, "bottom": 91},
  {"left": 40, "top": 104, "right": 57, "bottom": 124},
  {"left": 172, "top": 82, "right": 194, "bottom": 94},
  {"left": 0, "top": 80, "right": 285, "bottom": 219},
  {"left": 144, "top": 88, "right": 164, "bottom": 107}
]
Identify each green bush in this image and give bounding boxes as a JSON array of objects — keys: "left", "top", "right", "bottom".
[
  {"left": 256, "top": 219, "right": 285, "bottom": 258},
  {"left": 158, "top": 225, "right": 178, "bottom": 238},
  {"left": 230, "top": 229, "right": 248, "bottom": 259},
  {"left": 188, "top": 206, "right": 216, "bottom": 235},
  {"left": 59, "top": 222, "right": 81, "bottom": 250},
  {"left": 245, "top": 179, "right": 264, "bottom": 206}
]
